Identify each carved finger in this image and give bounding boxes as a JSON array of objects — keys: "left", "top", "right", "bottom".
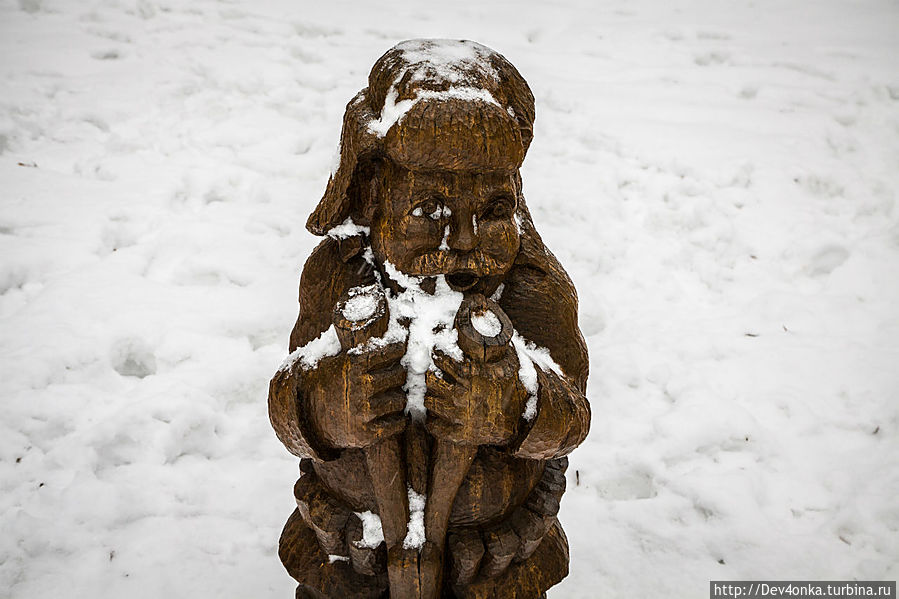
[
  {"left": 508, "top": 507, "right": 553, "bottom": 562},
  {"left": 479, "top": 524, "right": 519, "bottom": 578},
  {"left": 424, "top": 368, "right": 458, "bottom": 398},
  {"left": 448, "top": 529, "right": 485, "bottom": 588},
  {"left": 362, "top": 341, "right": 407, "bottom": 371},
  {"left": 431, "top": 349, "right": 467, "bottom": 384},
  {"left": 366, "top": 363, "right": 407, "bottom": 395},
  {"left": 524, "top": 479, "right": 561, "bottom": 516},
  {"left": 295, "top": 480, "right": 351, "bottom": 556},
  {"left": 368, "top": 389, "right": 407, "bottom": 420},
  {"left": 423, "top": 391, "right": 460, "bottom": 424},
  {"left": 346, "top": 515, "right": 385, "bottom": 576},
  {"left": 425, "top": 413, "right": 462, "bottom": 441},
  {"left": 365, "top": 411, "right": 407, "bottom": 440}
]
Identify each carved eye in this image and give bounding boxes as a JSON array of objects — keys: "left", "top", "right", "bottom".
[
  {"left": 412, "top": 196, "right": 448, "bottom": 220},
  {"left": 483, "top": 196, "right": 514, "bottom": 220}
]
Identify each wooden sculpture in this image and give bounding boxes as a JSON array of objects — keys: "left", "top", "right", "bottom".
[{"left": 268, "top": 39, "right": 590, "bottom": 599}]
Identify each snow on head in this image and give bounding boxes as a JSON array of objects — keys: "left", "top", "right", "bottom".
[
  {"left": 367, "top": 39, "right": 503, "bottom": 138},
  {"left": 367, "top": 88, "right": 417, "bottom": 137},
  {"left": 392, "top": 39, "right": 500, "bottom": 84}
]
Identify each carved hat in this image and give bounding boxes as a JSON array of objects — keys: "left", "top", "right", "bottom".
[{"left": 307, "top": 39, "right": 536, "bottom": 235}]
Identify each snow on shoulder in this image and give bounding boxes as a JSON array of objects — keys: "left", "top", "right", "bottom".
[
  {"left": 367, "top": 39, "right": 502, "bottom": 137},
  {"left": 326, "top": 217, "right": 370, "bottom": 240},
  {"left": 279, "top": 325, "right": 341, "bottom": 372},
  {"left": 511, "top": 333, "right": 564, "bottom": 422}
]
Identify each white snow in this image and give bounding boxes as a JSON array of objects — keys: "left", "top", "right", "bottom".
[
  {"left": 471, "top": 310, "right": 502, "bottom": 337},
  {"left": 431, "top": 205, "right": 451, "bottom": 220},
  {"left": 511, "top": 333, "right": 565, "bottom": 422},
  {"left": 402, "top": 487, "right": 427, "bottom": 550},
  {"left": 513, "top": 212, "right": 523, "bottom": 234},
  {"left": 366, "top": 40, "right": 502, "bottom": 137},
  {"left": 353, "top": 511, "right": 384, "bottom": 549},
  {"left": 367, "top": 88, "right": 417, "bottom": 137},
  {"left": 381, "top": 261, "right": 464, "bottom": 420},
  {"left": 394, "top": 39, "right": 499, "bottom": 84},
  {"left": 1, "top": 1, "right": 898, "bottom": 598},
  {"left": 341, "top": 291, "right": 378, "bottom": 322},
  {"left": 326, "top": 217, "right": 370, "bottom": 240},
  {"left": 279, "top": 325, "right": 341, "bottom": 371}
]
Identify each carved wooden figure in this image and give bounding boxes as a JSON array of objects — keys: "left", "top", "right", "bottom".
[{"left": 269, "top": 39, "right": 590, "bottom": 599}]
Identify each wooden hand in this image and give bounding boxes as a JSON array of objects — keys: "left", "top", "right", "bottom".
[
  {"left": 424, "top": 347, "right": 527, "bottom": 447},
  {"left": 302, "top": 341, "right": 408, "bottom": 450}
]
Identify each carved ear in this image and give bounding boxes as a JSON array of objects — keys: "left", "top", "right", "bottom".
[
  {"left": 361, "top": 176, "right": 380, "bottom": 226},
  {"left": 306, "top": 92, "right": 383, "bottom": 235},
  {"left": 345, "top": 154, "right": 384, "bottom": 228}
]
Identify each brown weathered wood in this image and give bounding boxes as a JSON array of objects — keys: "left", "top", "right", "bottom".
[
  {"left": 509, "top": 507, "right": 555, "bottom": 563},
  {"left": 269, "top": 38, "right": 590, "bottom": 599},
  {"left": 480, "top": 523, "right": 520, "bottom": 578},
  {"left": 294, "top": 473, "right": 351, "bottom": 557},
  {"left": 447, "top": 529, "right": 485, "bottom": 588}
]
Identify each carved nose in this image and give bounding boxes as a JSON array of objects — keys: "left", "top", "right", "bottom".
[{"left": 448, "top": 211, "right": 478, "bottom": 252}]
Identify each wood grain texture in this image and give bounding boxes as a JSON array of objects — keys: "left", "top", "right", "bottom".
[{"left": 269, "top": 39, "right": 590, "bottom": 598}]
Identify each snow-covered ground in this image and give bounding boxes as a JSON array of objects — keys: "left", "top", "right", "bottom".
[{"left": 1, "top": 0, "right": 897, "bottom": 597}]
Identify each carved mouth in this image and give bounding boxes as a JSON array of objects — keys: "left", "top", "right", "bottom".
[{"left": 446, "top": 271, "right": 479, "bottom": 291}]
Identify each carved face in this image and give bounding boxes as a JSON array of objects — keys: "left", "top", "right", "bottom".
[{"left": 369, "top": 160, "right": 521, "bottom": 292}]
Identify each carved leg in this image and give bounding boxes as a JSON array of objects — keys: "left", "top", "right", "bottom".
[
  {"left": 365, "top": 437, "right": 420, "bottom": 598},
  {"left": 279, "top": 508, "right": 388, "bottom": 599},
  {"left": 420, "top": 440, "right": 478, "bottom": 599},
  {"left": 453, "top": 520, "right": 569, "bottom": 599}
]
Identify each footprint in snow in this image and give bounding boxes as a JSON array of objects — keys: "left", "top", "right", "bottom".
[
  {"left": 694, "top": 52, "right": 731, "bottom": 66},
  {"left": 595, "top": 470, "right": 657, "bottom": 500},
  {"left": 794, "top": 174, "right": 844, "bottom": 198},
  {"left": 697, "top": 31, "right": 732, "bottom": 40},
  {"left": 738, "top": 86, "right": 758, "bottom": 99},
  {"left": 110, "top": 338, "right": 157, "bottom": 378},
  {"left": 91, "top": 49, "right": 122, "bottom": 61},
  {"left": 804, "top": 245, "right": 850, "bottom": 277}
]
